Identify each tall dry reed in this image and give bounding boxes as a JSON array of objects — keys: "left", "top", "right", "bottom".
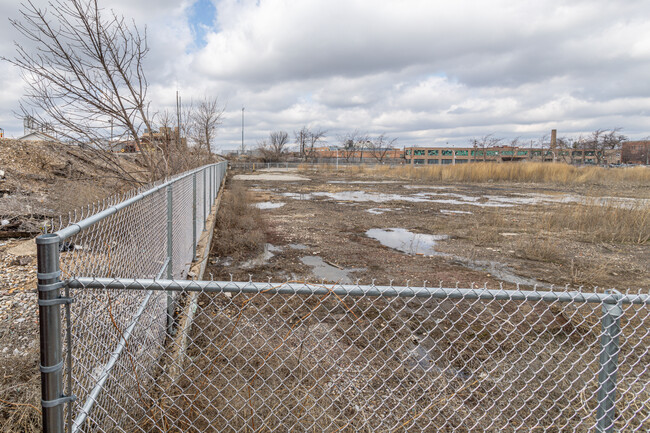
[
  {"left": 366, "top": 162, "right": 650, "bottom": 185},
  {"left": 543, "top": 200, "right": 650, "bottom": 244}
]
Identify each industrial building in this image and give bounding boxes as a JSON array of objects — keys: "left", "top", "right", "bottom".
[
  {"left": 622, "top": 141, "right": 650, "bottom": 165},
  {"left": 403, "top": 146, "right": 621, "bottom": 165}
]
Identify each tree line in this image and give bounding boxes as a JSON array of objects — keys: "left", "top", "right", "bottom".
[{"left": 256, "top": 128, "right": 398, "bottom": 163}]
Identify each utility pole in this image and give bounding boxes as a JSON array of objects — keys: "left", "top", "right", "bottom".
[
  {"left": 241, "top": 107, "right": 245, "bottom": 155},
  {"left": 176, "top": 91, "right": 181, "bottom": 148}
]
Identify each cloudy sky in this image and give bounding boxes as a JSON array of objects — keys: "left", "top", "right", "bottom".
[{"left": 1, "top": 0, "right": 650, "bottom": 150}]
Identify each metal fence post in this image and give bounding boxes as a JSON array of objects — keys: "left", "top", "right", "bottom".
[
  {"left": 596, "top": 292, "right": 623, "bottom": 433},
  {"left": 37, "top": 233, "right": 73, "bottom": 433},
  {"left": 166, "top": 184, "right": 174, "bottom": 334},
  {"left": 192, "top": 173, "right": 197, "bottom": 260},
  {"left": 213, "top": 164, "right": 217, "bottom": 199},
  {"left": 203, "top": 168, "right": 207, "bottom": 230}
]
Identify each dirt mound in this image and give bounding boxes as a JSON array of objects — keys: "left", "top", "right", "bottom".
[{"left": 0, "top": 138, "right": 145, "bottom": 237}]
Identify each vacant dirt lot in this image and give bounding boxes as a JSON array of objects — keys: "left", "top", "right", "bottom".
[
  {"left": 170, "top": 166, "right": 649, "bottom": 432},
  {"left": 207, "top": 167, "right": 650, "bottom": 291}
]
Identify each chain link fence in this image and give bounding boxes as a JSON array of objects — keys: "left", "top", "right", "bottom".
[
  {"left": 61, "top": 280, "right": 650, "bottom": 432},
  {"left": 36, "top": 162, "right": 227, "bottom": 433},
  {"left": 36, "top": 161, "right": 650, "bottom": 432}
]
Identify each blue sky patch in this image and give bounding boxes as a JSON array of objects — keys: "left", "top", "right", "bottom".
[{"left": 188, "top": 0, "right": 217, "bottom": 48}]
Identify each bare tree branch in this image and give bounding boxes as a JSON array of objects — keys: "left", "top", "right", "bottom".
[
  {"left": 4, "top": 0, "right": 161, "bottom": 181},
  {"left": 192, "top": 96, "right": 225, "bottom": 155},
  {"left": 294, "top": 126, "right": 326, "bottom": 161},
  {"left": 367, "top": 133, "right": 397, "bottom": 163}
]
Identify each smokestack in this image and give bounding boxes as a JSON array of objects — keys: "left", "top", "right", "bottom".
[{"left": 551, "top": 129, "right": 557, "bottom": 149}]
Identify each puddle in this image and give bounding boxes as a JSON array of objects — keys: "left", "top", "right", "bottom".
[
  {"left": 281, "top": 186, "right": 649, "bottom": 209},
  {"left": 282, "top": 192, "right": 315, "bottom": 200},
  {"left": 254, "top": 202, "right": 285, "bottom": 210},
  {"left": 366, "top": 208, "right": 398, "bottom": 215},
  {"left": 328, "top": 180, "right": 401, "bottom": 184},
  {"left": 366, "top": 228, "right": 448, "bottom": 256},
  {"left": 365, "top": 228, "right": 548, "bottom": 288},
  {"left": 240, "top": 244, "right": 281, "bottom": 269},
  {"left": 288, "top": 243, "right": 308, "bottom": 250},
  {"left": 300, "top": 256, "right": 365, "bottom": 284},
  {"left": 316, "top": 191, "right": 433, "bottom": 203},
  {"left": 233, "top": 173, "right": 309, "bottom": 181},
  {"left": 281, "top": 190, "right": 515, "bottom": 207},
  {"left": 403, "top": 185, "right": 452, "bottom": 190},
  {"left": 450, "top": 256, "right": 551, "bottom": 289},
  {"left": 440, "top": 210, "right": 473, "bottom": 215}
]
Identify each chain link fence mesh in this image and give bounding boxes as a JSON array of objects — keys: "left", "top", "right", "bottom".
[
  {"left": 62, "top": 279, "right": 650, "bottom": 432},
  {"left": 36, "top": 161, "right": 650, "bottom": 432},
  {"left": 43, "top": 163, "right": 226, "bottom": 432}
]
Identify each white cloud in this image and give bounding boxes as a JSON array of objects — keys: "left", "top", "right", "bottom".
[{"left": 1, "top": 0, "right": 650, "bottom": 147}]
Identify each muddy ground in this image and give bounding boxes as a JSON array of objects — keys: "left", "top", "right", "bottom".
[
  {"left": 207, "top": 168, "right": 650, "bottom": 291},
  {"left": 166, "top": 167, "right": 650, "bottom": 432}
]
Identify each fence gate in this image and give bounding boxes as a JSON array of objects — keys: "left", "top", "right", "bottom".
[{"left": 36, "top": 162, "right": 650, "bottom": 432}]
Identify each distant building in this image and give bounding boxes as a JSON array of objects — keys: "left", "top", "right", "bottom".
[
  {"left": 622, "top": 141, "right": 650, "bottom": 165},
  {"left": 18, "top": 131, "right": 60, "bottom": 142},
  {"left": 110, "top": 140, "right": 140, "bottom": 153},
  {"left": 309, "top": 146, "right": 405, "bottom": 162},
  {"left": 403, "top": 146, "right": 619, "bottom": 166},
  {"left": 140, "top": 127, "right": 187, "bottom": 149}
]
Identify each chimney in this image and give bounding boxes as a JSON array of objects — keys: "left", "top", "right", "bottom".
[{"left": 550, "top": 129, "right": 557, "bottom": 149}]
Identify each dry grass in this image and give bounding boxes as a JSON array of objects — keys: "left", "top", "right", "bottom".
[
  {"left": 0, "top": 350, "right": 41, "bottom": 433},
  {"left": 467, "top": 211, "right": 508, "bottom": 246},
  {"left": 515, "top": 235, "right": 565, "bottom": 263},
  {"left": 542, "top": 200, "right": 650, "bottom": 244},
  {"left": 210, "top": 183, "right": 268, "bottom": 260},
  {"left": 360, "top": 162, "right": 650, "bottom": 186}
]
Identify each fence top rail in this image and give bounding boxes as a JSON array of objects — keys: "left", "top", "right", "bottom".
[
  {"left": 53, "top": 162, "right": 226, "bottom": 241},
  {"left": 66, "top": 277, "right": 650, "bottom": 305}
]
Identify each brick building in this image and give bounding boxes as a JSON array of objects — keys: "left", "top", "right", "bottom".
[
  {"left": 404, "top": 146, "right": 621, "bottom": 165},
  {"left": 622, "top": 141, "right": 650, "bottom": 165}
]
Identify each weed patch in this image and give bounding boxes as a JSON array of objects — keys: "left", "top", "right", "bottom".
[
  {"left": 352, "top": 162, "right": 650, "bottom": 186},
  {"left": 211, "top": 183, "right": 268, "bottom": 260},
  {"left": 543, "top": 201, "right": 650, "bottom": 244}
]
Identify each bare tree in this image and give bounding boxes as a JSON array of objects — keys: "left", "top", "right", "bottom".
[
  {"left": 338, "top": 130, "right": 367, "bottom": 163},
  {"left": 257, "top": 131, "right": 289, "bottom": 161},
  {"left": 153, "top": 109, "right": 195, "bottom": 173},
  {"left": 586, "top": 128, "right": 627, "bottom": 165},
  {"left": 193, "top": 96, "right": 224, "bottom": 155},
  {"left": 4, "top": 0, "right": 165, "bottom": 180},
  {"left": 269, "top": 131, "right": 289, "bottom": 160},
  {"left": 178, "top": 97, "right": 194, "bottom": 148},
  {"left": 256, "top": 139, "right": 270, "bottom": 161},
  {"left": 555, "top": 136, "right": 574, "bottom": 163},
  {"left": 295, "top": 126, "right": 326, "bottom": 161},
  {"left": 469, "top": 134, "right": 502, "bottom": 162},
  {"left": 306, "top": 128, "right": 327, "bottom": 161},
  {"left": 295, "top": 126, "right": 309, "bottom": 159},
  {"left": 536, "top": 133, "right": 550, "bottom": 161},
  {"left": 367, "top": 133, "right": 397, "bottom": 163}
]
